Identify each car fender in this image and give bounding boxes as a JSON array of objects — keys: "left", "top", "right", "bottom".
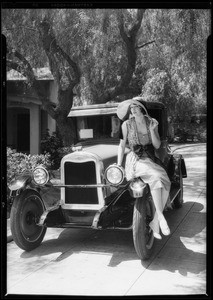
[
  {"left": 92, "top": 183, "right": 131, "bottom": 229},
  {"left": 8, "top": 172, "right": 42, "bottom": 197},
  {"left": 180, "top": 157, "right": 187, "bottom": 178},
  {"left": 8, "top": 172, "right": 32, "bottom": 193},
  {"left": 172, "top": 154, "right": 187, "bottom": 178},
  {"left": 93, "top": 180, "right": 149, "bottom": 229}
]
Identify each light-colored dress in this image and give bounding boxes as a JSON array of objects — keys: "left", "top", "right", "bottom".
[{"left": 124, "top": 116, "right": 171, "bottom": 192}]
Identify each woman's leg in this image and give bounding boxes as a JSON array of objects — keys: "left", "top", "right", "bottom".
[
  {"left": 159, "top": 188, "right": 171, "bottom": 235},
  {"left": 161, "top": 188, "right": 170, "bottom": 210},
  {"left": 150, "top": 188, "right": 164, "bottom": 220},
  {"left": 149, "top": 211, "right": 161, "bottom": 239},
  {"left": 149, "top": 187, "right": 170, "bottom": 236},
  {"left": 149, "top": 188, "right": 163, "bottom": 238}
]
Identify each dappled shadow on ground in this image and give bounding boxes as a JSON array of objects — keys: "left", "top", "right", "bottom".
[
  {"left": 20, "top": 205, "right": 202, "bottom": 271},
  {"left": 142, "top": 202, "right": 206, "bottom": 276},
  {"left": 20, "top": 227, "right": 139, "bottom": 267},
  {"left": 184, "top": 174, "right": 206, "bottom": 188},
  {"left": 20, "top": 200, "right": 205, "bottom": 272}
]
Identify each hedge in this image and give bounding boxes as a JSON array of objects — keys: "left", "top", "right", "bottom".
[{"left": 7, "top": 147, "right": 51, "bottom": 187}]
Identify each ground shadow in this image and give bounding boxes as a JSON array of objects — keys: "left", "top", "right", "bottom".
[
  {"left": 142, "top": 201, "right": 206, "bottom": 276},
  {"left": 20, "top": 227, "right": 138, "bottom": 265},
  {"left": 20, "top": 201, "right": 206, "bottom": 273}
]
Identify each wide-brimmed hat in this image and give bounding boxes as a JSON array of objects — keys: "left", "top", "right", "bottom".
[{"left": 116, "top": 98, "right": 149, "bottom": 121}]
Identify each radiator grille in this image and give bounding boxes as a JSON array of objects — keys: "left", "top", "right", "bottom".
[{"left": 64, "top": 161, "right": 98, "bottom": 204}]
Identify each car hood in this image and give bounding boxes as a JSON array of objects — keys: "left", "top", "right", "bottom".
[{"left": 73, "top": 143, "right": 130, "bottom": 169}]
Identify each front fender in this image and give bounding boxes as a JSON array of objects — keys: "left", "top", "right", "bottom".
[
  {"left": 180, "top": 157, "right": 187, "bottom": 178},
  {"left": 95, "top": 179, "right": 149, "bottom": 229},
  {"left": 8, "top": 172, "right": 33, "bottom": 193}
]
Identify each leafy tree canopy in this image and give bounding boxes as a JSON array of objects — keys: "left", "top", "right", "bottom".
[{"left": 2, "top": 8, "right": 210, "bottom": 144}]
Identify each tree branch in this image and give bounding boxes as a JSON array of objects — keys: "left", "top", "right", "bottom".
[
  {"left": 116, "top": 10, "right": 129, "bottom": 44},
  {"left": 10, "top": 50, "right": 35, "bottom": 81},
  {"left": 5, "top": 25, "right": 39, "bottom": 32},
  {"left": 136, "top": 40, "right": 155, "bottom": 49},
  {"left": 97, "top": 9, "right": 145, "bottom": 103},
  {"left": 54, "top": 45, "right": 80, "bottom": 87},
  {"left": 129, "top": 9, "right": 146, "bottom": 37},
  {"left": 7, "top": 59, "right": 28, "bottom": 78},
  {"left": 39, "top": 19, "right": 80, "bottom": 88}
]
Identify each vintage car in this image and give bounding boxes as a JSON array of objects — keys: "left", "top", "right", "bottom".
[{"left": 8, "top": 97, "right": 187, "bottom": 260}]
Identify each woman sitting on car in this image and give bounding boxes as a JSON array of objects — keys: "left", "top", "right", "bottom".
[{"left": 116, "top": 99, "right": 171, "bottom": 239}]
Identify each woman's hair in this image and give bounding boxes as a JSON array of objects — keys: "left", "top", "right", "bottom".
[
  {"left": 129, "top": 105, "right": 147, "bottom": 118},
  {"left": 139, "top": 106, "right": 147, "bottom": 115}
]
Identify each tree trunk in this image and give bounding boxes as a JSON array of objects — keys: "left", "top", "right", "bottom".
[
  {"left": 56, "top": 114, "right": 76, "bottom": 146},
  {"left": 38, "top": 18, "right": 81, "bottom": 146},
  {"left": 96, "top": 9, "right": 145, "bottom": 103}
]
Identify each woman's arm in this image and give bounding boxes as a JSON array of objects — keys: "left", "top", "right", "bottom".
[
  {"left": 149, "top": 118, "right": 161, "bottom": 149},
  {"left": 117, "top": 122, "right": 127, "bottom": 166}
]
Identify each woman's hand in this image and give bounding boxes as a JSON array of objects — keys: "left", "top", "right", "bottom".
[
  {"left": 149, "top": 118, "right": 161, "bottom": 149},
  {"left": 149, "top": 118, "right": 159, "bottom": 131}
]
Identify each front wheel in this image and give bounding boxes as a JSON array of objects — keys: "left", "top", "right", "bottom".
[
  {"left": 10, "top": 190, "right": 47, "bottom": 251},
  {"left": 132, "top": 194, "right": 155, "bottom": 260}
]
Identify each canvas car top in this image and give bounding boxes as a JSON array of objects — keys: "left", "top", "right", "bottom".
[
  {"left": 68, "top": 98, "right": 166, "bottom": 142},
  {"left": 68, "top": 98, "right": 165, "bottom": 117}
]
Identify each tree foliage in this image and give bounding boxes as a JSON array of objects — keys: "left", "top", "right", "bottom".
[
  {"left": 2, "top": 8, "right": 210, "bottom": 144},
  {"left": 3, "top": 8, "right": 146, "bottom": 144},
  {"left": 138, "top": 9, "right": 210, "bottom": 117}
]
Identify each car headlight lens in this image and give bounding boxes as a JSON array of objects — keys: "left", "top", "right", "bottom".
[
  {"left": 130, "top": 179, "right": 145, "bottom": 191},
  {"left": 129, "top": 179, "right": 146, "bottom": 197},
  {"left": 33, "top": 166, "right": 49, "bottom": 185},
  {"left": 105, "top": 165, "right": 125, "bottom": 185}
]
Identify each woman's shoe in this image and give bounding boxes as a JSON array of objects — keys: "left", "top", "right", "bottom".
[
  {"left": 153, "top": 231, "right": 162, "bottom": 240},
  {"left": 149, "top": 223, "right": 162, "bottom": 240},
  {"left": 159, "top": 218, "right": 171, "bottom": 236}
]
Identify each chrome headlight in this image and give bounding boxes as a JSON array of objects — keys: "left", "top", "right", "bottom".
[
  {"left": 33, "top": 166, "right": 49, "bottom": 185},
  {"left": 105, "top": 165, "right": 125, "bottom": 185}
]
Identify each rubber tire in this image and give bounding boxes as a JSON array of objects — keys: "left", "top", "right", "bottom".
[
  {"left": 10, "top": 190, "right": 47, "bottom": 251},
  {"left": 173, "top": 171, "right": 183, "bottom": 209},
  {"left": 132, "top": 194, "right": 155, "bottom": 260}
]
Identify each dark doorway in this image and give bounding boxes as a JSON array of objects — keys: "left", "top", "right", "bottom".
[{"left": 17, "top": 114, "right": 30, "bottom": 153}]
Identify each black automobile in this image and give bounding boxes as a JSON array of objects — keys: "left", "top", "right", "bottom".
[{"left": 8, "top": 97, "right": 187, "bottom": 260}]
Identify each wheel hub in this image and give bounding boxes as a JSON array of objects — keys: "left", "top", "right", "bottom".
[{"left": 25, "top": 211, "right": 36, "bottom": 225}]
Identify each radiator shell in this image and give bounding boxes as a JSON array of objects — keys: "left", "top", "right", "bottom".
[{"left": 60, "top": 151, "right": 105, "bottom": 210}]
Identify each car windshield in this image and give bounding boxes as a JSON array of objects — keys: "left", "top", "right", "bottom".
[
  {"left": 72, "top": 107, "right": 164, "bottom": 143},
  {"left": 75, "top": 114, "right": 121, "bottom": 141}
]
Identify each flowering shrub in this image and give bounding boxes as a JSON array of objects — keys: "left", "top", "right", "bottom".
[{"left": 7, "top": 147, "right": 51, "bottom": 187}]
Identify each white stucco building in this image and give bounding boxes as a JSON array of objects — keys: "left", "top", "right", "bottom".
[{"left": 7, "top": 68, "right": 57, "bottom": 154}]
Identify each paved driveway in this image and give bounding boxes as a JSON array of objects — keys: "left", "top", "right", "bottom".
[{"left": 5, "top": 143, "right": 206, "bottom": 296}]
